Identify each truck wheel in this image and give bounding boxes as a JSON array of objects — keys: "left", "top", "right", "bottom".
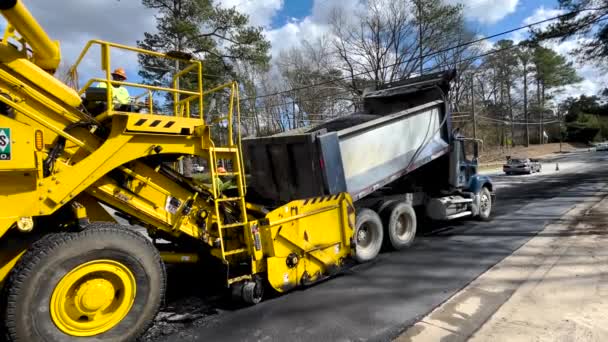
[
  {"left": 477, "top": 187, "right": 492, "bottom": 221},
  {"left": 2, "top": 224, "right": 165, "bottom": 342},
  {"left": 354, "top": 209, "right": 383, "bottom": 263},
  {"left": 384, "top": 202, "right": 417, "bottom": 250}
]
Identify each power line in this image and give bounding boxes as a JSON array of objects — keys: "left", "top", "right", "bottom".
[
  {"left": 477, "top": 115, "right": 560, "bottom": 125},
  {"left": 234, "top": 13, "right": 608, "bottom": 128},
  {"left": 247, "top": 13, "right": 605, "bottom": 114},
  {"left": 242, "top": 6, "right": 608, "bottom": 102}
]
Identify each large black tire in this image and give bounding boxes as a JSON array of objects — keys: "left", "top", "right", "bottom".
[
  {"left": 354, "top": 209, "right": 384, "bottom": 263},
  {"left": 477, "top": 187, "right": 493, "bottom": 221},
  {"left": 2, "top": 224, "right": 166, "bottom": 342},
  {"left": 382, "top": 202, "right": 417, "bottom": 250}
]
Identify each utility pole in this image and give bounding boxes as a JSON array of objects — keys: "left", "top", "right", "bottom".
[
  {"left": 470, "top": 76, "right": 477, "bottom": 139},
  {"left": 540, "top": 110, "right": 544, "bottom": 145},
  {"left": 523, "top": 58, "right": 529, "bottom": 147},
  {"left": 417, "top": 0, "right": 423, "bottom": 76},
  {"left": 558, "top": 104, "right": 563, "bottom": 153}
]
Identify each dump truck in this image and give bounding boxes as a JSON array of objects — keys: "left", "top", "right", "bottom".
[
  {"left": 0, "top": 1, "right": 493, "bottom": 341},
  {"left": 244, "top": 71, "right": 495, "bottom": 256}
]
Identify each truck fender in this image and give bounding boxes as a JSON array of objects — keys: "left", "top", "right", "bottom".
[{"left": 468, "top": 174, "right": 493, "bottom": 194}]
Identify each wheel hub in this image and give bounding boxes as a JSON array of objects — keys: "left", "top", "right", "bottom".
[
  {"left": 481, "top": 194, "right": 489, "bottom": 212},
  {"left": 396, "top": 217, "right": 406, "bottom": 237},
  {"left": 357, "top": 228, "right": 368, "bottom": 245},
  {"left": 50, "top": 260, "right": 136, "bottom": 337},
  {"left": 76, "top": 279, "right": 115, "bottom": 312}
]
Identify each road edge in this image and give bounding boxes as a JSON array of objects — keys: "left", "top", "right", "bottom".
[{"left": 394, "top": 185, "right": 607, "bottom": 342}]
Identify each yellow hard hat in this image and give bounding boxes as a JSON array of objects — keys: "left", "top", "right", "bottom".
[{"left": 111, "top": 67, "right": 127, "bottom": 80}]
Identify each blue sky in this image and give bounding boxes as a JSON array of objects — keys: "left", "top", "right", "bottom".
[
  {"left": 272, "top": 0, "right": 314, "bottom": 27},
  {"left": 270, "top": 0, "right": 559, "bottom": 44},
  {"left": 1, "top": 0, "right": 602, "bottom": 98},
  {"left": 471, "top": 0, "right": 556, "bottom": 36}
]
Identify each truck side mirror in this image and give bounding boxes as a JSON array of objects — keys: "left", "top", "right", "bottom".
[{"left": 473, "top": 142, "right": 479, "bottom": 160}]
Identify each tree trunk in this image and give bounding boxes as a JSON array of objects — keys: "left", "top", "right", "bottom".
[
  {"left": 540, "top": 82, "right": 546, "bottom": 144},
  {"left": 507, "top": 79, "right": 513, "bottom": 147},
  {"left": 292, "top": 95, "right": 297, "bottom": 129}
]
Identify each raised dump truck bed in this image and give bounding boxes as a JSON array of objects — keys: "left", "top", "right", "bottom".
[{"left": 244, "top": 71, "right": 453, "bottom": 204}]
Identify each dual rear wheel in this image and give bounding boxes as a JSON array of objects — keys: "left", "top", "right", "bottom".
[{"left": 353, "top": 202, "right": 417, "bottom": 263}]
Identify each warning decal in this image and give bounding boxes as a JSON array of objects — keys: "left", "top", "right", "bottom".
[{"left": 0, "top": 128, "right": 10, "bottom": 160}]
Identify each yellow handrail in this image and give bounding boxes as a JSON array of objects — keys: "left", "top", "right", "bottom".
[
  {"left": 78, "top": 78, "right": 200, "bottom": 97},
  {"left": 70, "top": 39, "right": 204, "bottom": 119},
  {"left": 203, "top": 81, "right": 235, "bottom": 96},
  {"left": 173, "top": 63, "right": 199, "bottom": 82},
  {"left": 71, "top": 39, "right": 195, "bottom": 76}
]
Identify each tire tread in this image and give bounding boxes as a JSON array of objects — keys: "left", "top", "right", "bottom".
[{"left": 1, "top": 223, "right": 165, "bottom": 342}]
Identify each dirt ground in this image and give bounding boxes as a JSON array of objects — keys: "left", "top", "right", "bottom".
[
  {"left": 467, "top": 196, "right": 608, "bottom": 342},
  {"left": 396, "top": 186, "right": 608, "bottom": 342},
  {"left": 478, "top": 142, "right": 585, "bottom": 164}
]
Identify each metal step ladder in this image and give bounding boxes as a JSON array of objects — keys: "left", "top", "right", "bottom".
[{"left": 208, "top": 145, "right": 250, "bottom": 285}]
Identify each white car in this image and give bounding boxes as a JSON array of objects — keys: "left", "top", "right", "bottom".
[
  {"left": 503, "top": 157, "right": 542, "bottom": 175},
  {"left": 192, "top": 164, "right": 205, "bottom": 173},
  {"left": 596, "top": 143, "right": 608, "bottom": 151}
]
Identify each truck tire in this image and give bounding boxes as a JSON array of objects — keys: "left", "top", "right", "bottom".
[
  {"left": 477, "top": 187, "right": 493, "bottom": 221},
  {"left": 2, "top": 224, "right": 166, "bottom": 342},
  {"left": 383, "top": 202, "right": 417, "bottom": 250},
  {"left": 354, "top": 209, "right": 383, "bottom": 263}
]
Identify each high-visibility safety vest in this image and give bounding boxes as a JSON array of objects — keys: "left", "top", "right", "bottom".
[{"left": 97, "top": 82, "right": 131, "bottom": 105}]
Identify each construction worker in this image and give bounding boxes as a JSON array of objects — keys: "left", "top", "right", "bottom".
[{"left": 97, "top": 67, "right": 131, "bottom": 107}]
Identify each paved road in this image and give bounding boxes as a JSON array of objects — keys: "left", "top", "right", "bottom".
[{"left": 149, "top": 151, "right": 608, "bottom": 342}]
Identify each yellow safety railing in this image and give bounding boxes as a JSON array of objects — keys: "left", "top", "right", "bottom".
[
  {"left": 204, "top": 81, "right": 240, "bottom": 146},
  {"left": 68, "top": 39, "right": 204, "bottom": 120},
  {"left": 67, "top": 39, "right": 246, "bottom": 183},
  {"left": 133, "top": 89, "right": 153, "bottom": 114}
]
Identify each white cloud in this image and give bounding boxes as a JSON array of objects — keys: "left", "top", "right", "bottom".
[
  {"left": 512, "top": 8, "right": 607, "bottom": 100},
  {"left": 0, "top": 0, "right": 285, "bottom": 79},
  {"left": 448, "top": 0, "right": 519, "bottom": 24},
  {"left": 265, "top": 0, "right": 367, "bottom": 60},
  {"left": 522, "top": 6, "right": 565, "bottom": 26},
  {"left": 511, "top": 6, "right": 565, "bottom": 43},
  {"left": 476, "top": 35, "right": 495, "bottom": 52},
  {"left": 218, "top": 0, "right": 283, "bottom": 27},
  {"left": 543, "top": 37, "right": 608, "bottom": 100},
  {"left": 311, "top": 0, "right": 364, "bottom": 24},
  {"left": 0, "top": 1, "right": 157, "bottom": 80},
  {"left": 266, "top": 17, "right": 329, "bottom": 59}
]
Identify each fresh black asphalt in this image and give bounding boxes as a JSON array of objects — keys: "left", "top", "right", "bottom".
[{"left": 155, "top": 151, "right": 608, "bottom": 342}]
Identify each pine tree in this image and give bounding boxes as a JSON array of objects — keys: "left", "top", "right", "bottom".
[
  {"left": 137, "top": 0, "right": 270, "bottom": 175},
  {"left": 532, "top": 46, "right": 581, "bottom": 143},
  {"left": 137, "top": 0, "right": 270, "bottom": 103},
  {"left": 533, "top": 0, "right": 608, "bottom": 66}
]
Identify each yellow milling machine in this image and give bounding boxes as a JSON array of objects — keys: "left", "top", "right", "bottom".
[{"left": 0, "top": 1, "right": 356, "bottom": 340}]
